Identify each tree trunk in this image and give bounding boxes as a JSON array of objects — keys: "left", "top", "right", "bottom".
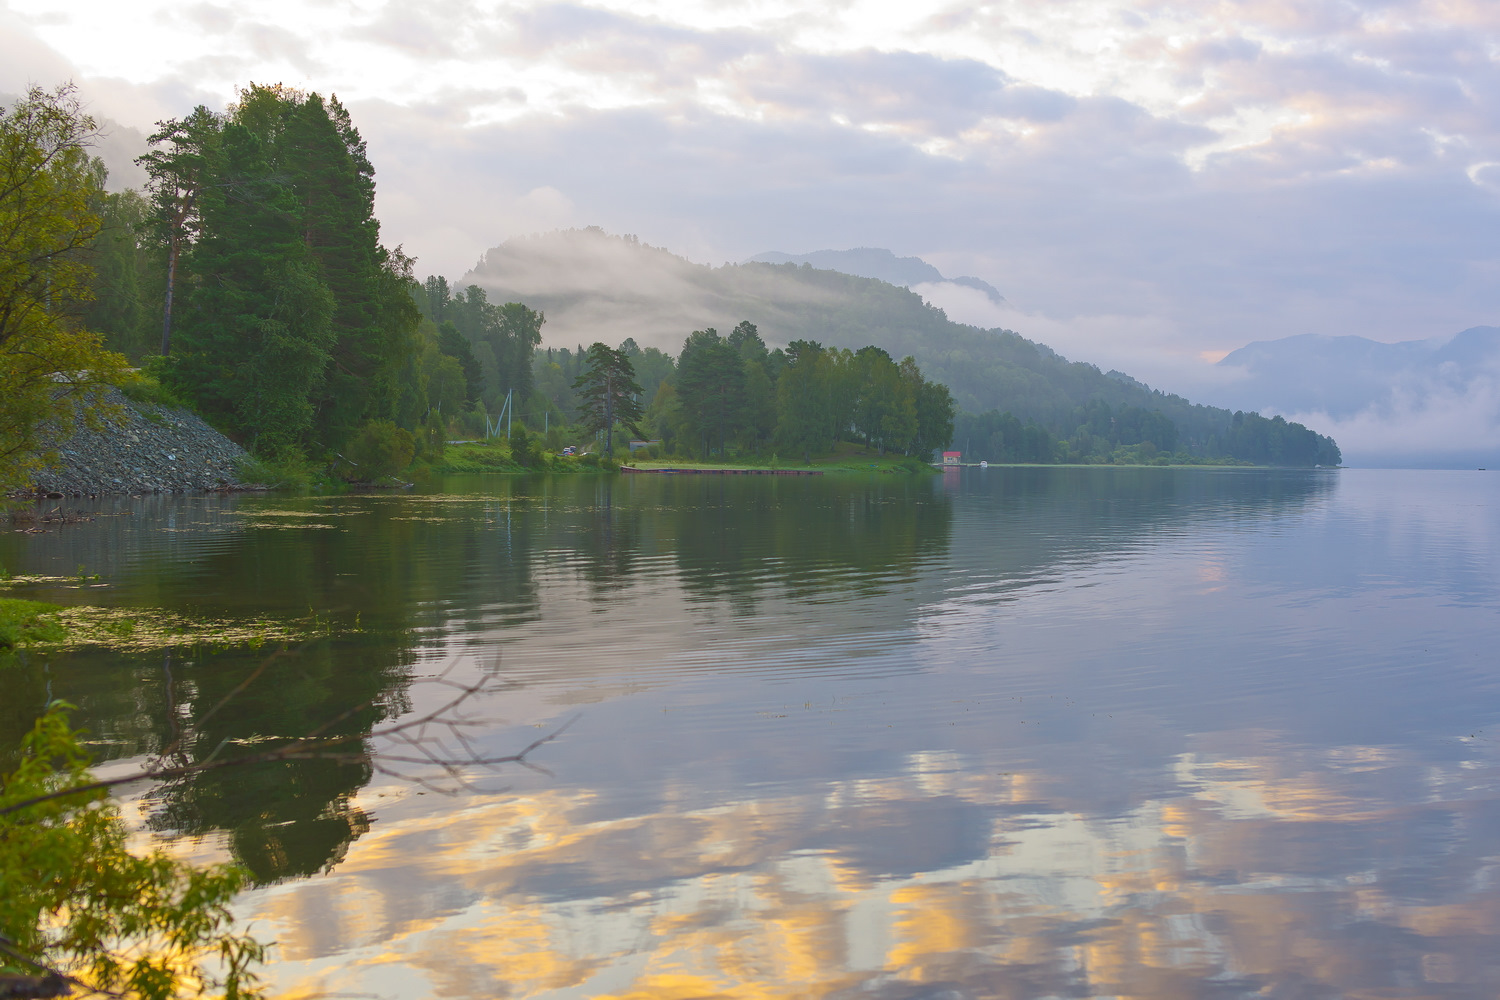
[{"left": 161, "top": 236, "right": 179, "bottom": 355}]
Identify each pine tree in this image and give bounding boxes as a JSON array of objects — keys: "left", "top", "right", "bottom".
[
  {"left": 146, "top": 85, "right": 418, "bottom": 456},
  {"left": 675, "top": 328, "right": 746, "bottom": 458},
  {"left": 438, "top": 320, "right": 485, "bottom": 404},
  {"left": 165, "top": 122, "right": 334, "bottom": 454},
  {"left": 572, "top": 342, "right": 643, "bottom": 457},
  {"left": 139, "top": 104, "right": 221, "bottom": 355}
]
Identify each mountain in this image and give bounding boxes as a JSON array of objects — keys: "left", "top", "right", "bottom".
[
  {"left": 1210, "top": 329, "right": 1500, "bottom": 467},
  {"left": 460, "top": 227, "right": 1337, "bottom": 464},
  {"left": 745, "top": 247, "right": 1005, "bottom": 304},
  {"left": 1215, "top": 329, "right": 1500, "bottom": 417}
]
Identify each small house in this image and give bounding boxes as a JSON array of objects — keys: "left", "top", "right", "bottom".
[{"left": 942, "top": 451, "right": 962, "bottom": 466}]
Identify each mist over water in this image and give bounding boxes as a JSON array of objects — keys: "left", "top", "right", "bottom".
[{"left": 3, "top": 467, "right": 1498, "bottom": 997}]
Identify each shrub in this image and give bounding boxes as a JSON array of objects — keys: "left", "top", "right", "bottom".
[
  {"left": 1, "top": 704, "right": 267, "bottom": 997},
  {"left": 417, "top": 411, "right": 446, "bottom": 461},
  {"left": 344, "top": 420, "right": 415, "bottom": 480},
  {"left": 508, "top": 426, "right": 542, "bottom": 469}
]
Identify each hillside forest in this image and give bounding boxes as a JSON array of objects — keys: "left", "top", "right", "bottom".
[{"left": 4, "top": 84, "right": 1338, "bottom": 487}]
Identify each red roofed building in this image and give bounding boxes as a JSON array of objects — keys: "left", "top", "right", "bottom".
[{"left": 942, "top": 452, "right": 962, "bottom": 466}]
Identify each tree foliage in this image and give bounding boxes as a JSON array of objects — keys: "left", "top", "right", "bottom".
[
  {"left": 343, "top": 419, "right": 415, "bottom": 480},
  {"left": 953, "top": 400, "right": 1340, "bottom": 466},
  {"left": 527, "top": 323, "right": 955, "bottom": 463},
  {"left": 147, "top": 84, "right": 420, "bottom": 457},
  {"left": 0, "top": 704, "right": 265, "bottom": 1000},
  {"left": 572, "top": 343, "right": 643, "bottom": 457},
  {"left": 0, "top": 85, "right": 131, "bottom": 490}
]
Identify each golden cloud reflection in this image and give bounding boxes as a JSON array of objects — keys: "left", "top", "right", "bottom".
[{"left": 247, "top": 737, "right": 1500, "bottom": 998}]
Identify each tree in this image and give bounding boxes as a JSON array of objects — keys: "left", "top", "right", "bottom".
[
  {"left": 438, "top": 320, "right": 484, "bottom": 404},
  {"left": 281, "top": 92, "right": 414, "bottom": 447},
  {"left": 1, "top": 654, "right": 571, "bottom": 999},
  {"left": 148, "top": 86, "right": 419, "bottom": 457},
  {"left": 448, "top": 288, "right": 542, "bottom": 408},
  {"left": 139, "top": 105, "right": 221, "bottom": 355},
  {"left": 0, "top": 85, "right": 131, "bottom": 490},
  {"left": 82, "top": 189, "right": 156, "bottom": 361},
  {"left": 905, "top": 356, "right": 955, "bottom": 458},
  {"left": 343, "top": 419, "right": 415, "bottom": 480},
  {"left": 508, "top": 424, "right": 542, "bottom": 468},
  {"left": 675, "top": 328, "right": 746, "bottom": 458},
  {"left": 572, "top": 342, "right": 643, "bottom": 457},
  {"left": 162, "top": 122, "right": 334, "bottom": 455},
  {"left": 1, "top": 703, "right": 265, "bottom": 1000},
  {"left": 775, "top": 340, "right": 833, "bottom": 460}
]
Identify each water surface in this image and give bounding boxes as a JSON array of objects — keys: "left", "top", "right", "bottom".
[{"left": 4, "top": 467, "right": 1499, "bottom": 998}]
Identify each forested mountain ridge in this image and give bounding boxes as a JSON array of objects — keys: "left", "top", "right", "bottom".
[{"left": 463, "top": 228, "right": 1340, "bottom": 466}]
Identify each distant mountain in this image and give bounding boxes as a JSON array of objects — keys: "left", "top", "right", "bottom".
[
  {"left": 460, "top": 228, "right": 1335, "bottom": 463},
  {"left": 1211, "top": 328, "right": 1500, "bottom": 467},
  {"left": 746, "top": 247, "right": 1005, "bottom": 304},
  {"left": 1215, "top": 330, "right": 1500, "bottom": 416}
]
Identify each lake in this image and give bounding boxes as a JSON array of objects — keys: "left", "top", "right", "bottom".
[{"left": 4, "top": 467, "right": 1499, "bottom": 998}]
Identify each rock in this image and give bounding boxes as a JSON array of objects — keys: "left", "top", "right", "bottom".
[{"left": 20, "top": 389, "right": 260, "bottom": 497}]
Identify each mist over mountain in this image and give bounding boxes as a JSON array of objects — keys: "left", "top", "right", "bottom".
[
  {"left": 0, "top": 91, "right": 149, "bottom": 191},
  {"left": 745, "top": 248, "right": 1005, "bottom": 305},
  {"left": 462, "top": 227, "right": 1337, "bottom": 464},
  {"left": 1210, "top": 329, "right": 1500, "bottom": 468}
]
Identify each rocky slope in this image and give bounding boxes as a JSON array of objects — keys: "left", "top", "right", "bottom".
[{"left": 21, "top": 390, "right": 253, "bottom": 496}]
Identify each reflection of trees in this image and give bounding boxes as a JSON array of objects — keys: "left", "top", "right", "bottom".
[
  {"left": 144, "top": 640, "right": 394, "bottom": 884},
  {"left": 0, "top": 469, "right": 1339, "bottom": 889},
  {"left": 574, "top": 478, "right": 643, "bottom": 592},
  {"left": 662, "top": 477, "right": 954, "bottom": 609},
  {"left": 950, "top": 466, "right": 1337, "bottom": 580},
  {"left": 2, "top": 486, "right": 549, "bottom": 884}
]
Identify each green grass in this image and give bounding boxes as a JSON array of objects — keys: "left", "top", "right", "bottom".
[
  {"left": 627, "top": 444, "right": 935, "bottom": 475},
  {"left": 0, "top": 598, "right": 66, "bottom": 652},
  {"left": 433, "top": 441, "right": 613, "bottom": 474},
  {"left": 235, "top": 452, "right": 347, "bottom": 492}
]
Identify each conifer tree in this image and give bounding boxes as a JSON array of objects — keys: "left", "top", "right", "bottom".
[
  {"left": 675, "top": 328, "right": 746, "bottom": 458},
  {"left": 166, "top": 121, "right": 334, "bottom": 454},
  {"left": 573, "top": 342, "right": 643, "bottom": 457},
  {"left": 147, "top": 85, "right": 419, "bottom": 456},
  {"left": 139, "top": 105, "right": 221, "bottom": 355}
]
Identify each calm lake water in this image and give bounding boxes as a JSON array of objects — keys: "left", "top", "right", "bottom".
[{"left": 4, "top": 467, "right": 1500, "bottom": 998}]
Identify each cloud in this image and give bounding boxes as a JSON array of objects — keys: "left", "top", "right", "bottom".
[
  {"left": 1285, "top": 374, "right": 1500, "bottom": 466},
  {"left": 909, "top": 281, "right": 1011, "bottom": 329}
]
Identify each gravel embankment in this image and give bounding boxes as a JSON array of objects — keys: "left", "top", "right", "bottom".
[{"left": 21, "top": 390, "right": 254, "bottom": 497}]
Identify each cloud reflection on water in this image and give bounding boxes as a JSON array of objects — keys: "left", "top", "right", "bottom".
[{"left": 251, "top": 727, "right": 1500, "bottom": 998}]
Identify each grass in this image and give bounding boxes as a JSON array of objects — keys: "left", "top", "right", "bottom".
[
  {"left": 432, "top": 440, "right": 614, "bottom": 474},
  {"left": 626, "top": 443, "right": 935, "bottom": 475},
  {"left": 236, "top": 452, "right": 347, "bottom": 492},
  {"left": 0, "top": 597, "right": 67, "bottom": 652}
]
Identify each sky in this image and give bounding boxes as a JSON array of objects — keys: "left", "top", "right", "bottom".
[{"left": 5, "top": 0, "right": 1500, "bottom": 424}]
